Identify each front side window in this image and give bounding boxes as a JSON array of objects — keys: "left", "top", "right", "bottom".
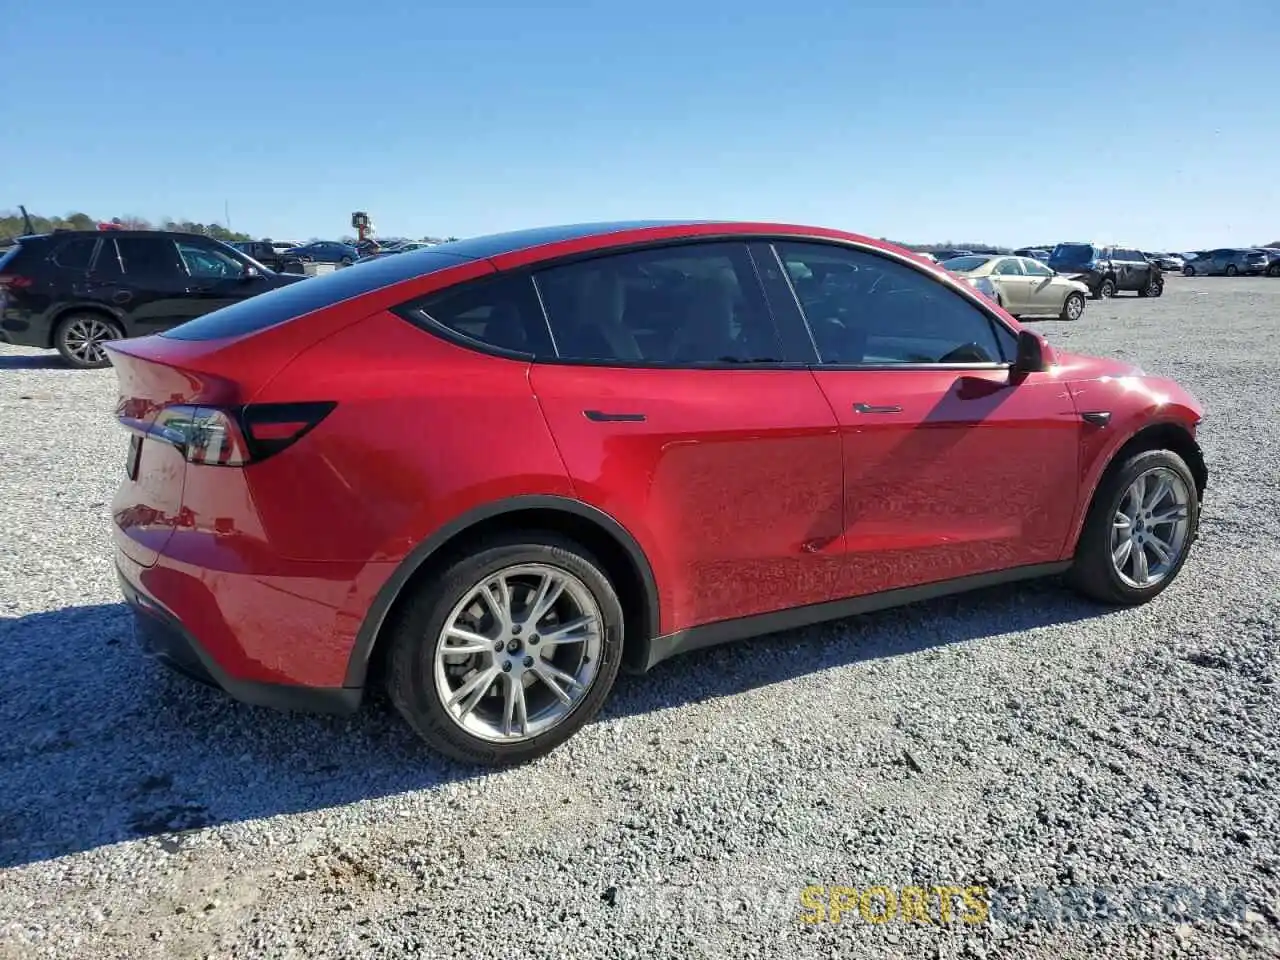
[
  {"left": 775, "top": 241, "right": 1013, "bottom": 366},
  {"left": 1022, "top": 258, "right": 1053, "bottom": 277},
  {"left": 114, "top": 237, "right": 184, "bottom": 279},
  {"left": 534, "top": 242, "right": 782, "bottom": 364},
  {"left": 177, "top": 242, "right": 246, "bottom": 280},
  {"left": 400, "top": 274, "right": 552, "bottom": 356}
]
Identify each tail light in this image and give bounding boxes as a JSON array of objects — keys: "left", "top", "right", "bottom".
[
  {"left": 0, "top": 274, "right": 33, "bottom": 290},
  {"left": 145, "top": 401, "right": 335, "bottom": 466}
]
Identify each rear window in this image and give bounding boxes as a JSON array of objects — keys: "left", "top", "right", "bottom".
[
  {"left": 52, "top": 237, "right": 98, "bottom": 270},
  {"left": 162, "top": 249, "right": 477, "bottom": 341}
]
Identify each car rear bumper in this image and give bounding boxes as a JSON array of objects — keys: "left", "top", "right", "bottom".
[
  {"left": 117, "top": 556, "right": 362, "bottom": 715},
  {"left": 0, "top": 313, "right": 51, "bottom": 348}
]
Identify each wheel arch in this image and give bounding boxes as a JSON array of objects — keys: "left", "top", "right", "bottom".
[
  {"left": 344, "top": 495, "right": 662, "bottom": 691},
  {"left": 1068, "top": 420, "right": 1207, "bottom": 553}
]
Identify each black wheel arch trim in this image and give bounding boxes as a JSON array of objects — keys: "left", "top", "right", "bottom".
[{"left": 342, "top": 494, "right": 662, "bottom": 690}]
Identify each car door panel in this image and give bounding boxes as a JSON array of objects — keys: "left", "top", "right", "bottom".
[
  {"left": 810, "top": 369, "right": 1079, "bottom": 598},
  {"left": 534, "top": 366, "right": 845, "bottom": 631},
  {"left": 769, "top": 239, "right": 1081, "bottom": 600},
  {"left": 89, "top": 236, "right": 193, "bottom": 332}
]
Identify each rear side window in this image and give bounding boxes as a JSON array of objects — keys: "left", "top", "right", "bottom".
[
  {"left": 397, "top": 274, "right": 552, "bottom": 356},
  {"left": 51, "top": 237, "right": 98, "bottom": 270},
  {"left": 164, "top": 249, "right": 476, "bottom": 341},
  {"left": 533, "top": 241, "right": 782, "bottom": 364}
]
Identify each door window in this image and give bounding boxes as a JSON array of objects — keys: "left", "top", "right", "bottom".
[
  {"left": 1021, "top": 258, "right": 1053, "bottom": 277},
  {"left": 991, "top": 258, "right": 1024, "bottom": 276},
  {"left": 534, "top": 242, "right": 782, "bottom": 364},
  {"left": 114, "top": 237, "right": 184, "bottom": 280},
  {"left": 51, "top": 237, "right": 98, "bottom": 271},
  {"left": 774, "top": 241, "right": 1015, "bottom": 365},
  {"left": 177, "top": 242, "right": 246, "bottom": 279}
]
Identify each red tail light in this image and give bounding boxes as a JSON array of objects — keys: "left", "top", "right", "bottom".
[
  {"left": 143, "top": 401, "right": 335, "bottom": 466},
  {"left": 0, "top": 275, "right": 33, "bottom": 290}
]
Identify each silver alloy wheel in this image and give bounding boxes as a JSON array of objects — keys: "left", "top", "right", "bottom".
[
  {"left": 1066, "top": 294, "right": 1084, "bottom": 320},
  {"left": 1099, "top": 280, "right": 1115, "bottom": 298},
  {"left": 62, "top": 317, "right": 119, "bottom": 365},
  {"left": 1111, "top": 467, "right": 1191, "bottom": 588},
  {"left": 433, "top": 563, "right": 603, "bottom": 743}
]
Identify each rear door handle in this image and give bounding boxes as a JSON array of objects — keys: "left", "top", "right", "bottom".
[
  {"left": 853, "top": 402, "right": 902, "bottom": 414},
  {"left": 583, "top": 410, "right": 647, "bottom": 423}
]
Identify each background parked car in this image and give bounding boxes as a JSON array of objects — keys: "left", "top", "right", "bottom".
[
  {"left": 231, "top": 240, "right": 305, "bottom": 274},
  {"left": 282, "top": 240, "right": 359, "bottom": 266},
  {"left": 1181, "top": 248, "right": 1269, "bottom": 277},
  {"left": 1047, "top": 243, "right": 1163, "bottom": 299},
  {"left": 1013, "top": 247, "right": 1050, "bottom": 262},
  {"left": 1260, "top": 248, "right": 1280, "bottom": 277},
  {"left": 943, "top": 254, "right": 1089, "bottom": 320},
  {"left": 0, "top": 229, "right": 303, "bottom": 367},
  {"left": 1144, "top": 252, "right": 1185, "bottom": 272}
]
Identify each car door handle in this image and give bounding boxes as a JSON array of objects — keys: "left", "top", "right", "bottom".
[
  {"left": 583, "top": 410, "right": 647, "bottom": 423},
  {"left": 853, "top": 402, "right": 902, "bottom": 414}
]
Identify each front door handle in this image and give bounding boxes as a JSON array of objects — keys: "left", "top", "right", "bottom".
[
  {"left": 853, "top": 402, "right": 902, "bottom": 414},
  {"left": 583, "top": 410, "right": 647, "bottom": 423}
]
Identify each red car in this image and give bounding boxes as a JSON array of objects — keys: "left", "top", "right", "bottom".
[{"left": 106, "top": 221, "right": 1207, "bottom": 765}]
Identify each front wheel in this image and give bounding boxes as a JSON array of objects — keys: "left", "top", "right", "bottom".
[
  {"left": 55, "top": 313, "right": 123, "bottom": 369},
  {"left": 1094, "top": 278, "right": 1116, "bottom": 300},
  {"left": 1225, "top": 264, "right": 1238, "bottom": 277},
  {"left": 384, "top": 533, "right": 624, "bottom": 765},
  {"left": 1268, "top": 262, "right": 1280, "bottom": 278},
  {"left": 1183, "top": 265, "right": 1196, "bottom": 277},
  {"left": 1138, "top": 275, "right": 1163, "bottom": 298},
  {"left": 1067, "top": 449, "right": 1199, "bottom": 605},
  {"left": 1060, "top": 291, "right": 1086, "bottom": 321}
]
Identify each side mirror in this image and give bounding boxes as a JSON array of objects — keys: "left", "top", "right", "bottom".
[
  {"left": 243, "top": 265, "right": 261, "bottom": 280},
  {"left": 1013, "top": 329, "right": 1048, "bottom": 373}
]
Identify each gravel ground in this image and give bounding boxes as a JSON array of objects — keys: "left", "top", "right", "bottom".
[{"left": 1, "top": 275, "right": 1278, "bottom": 959}]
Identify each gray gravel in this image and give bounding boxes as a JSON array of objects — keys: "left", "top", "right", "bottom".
[{"left": 1, "top": 275, "right": 1278, "bottom": 959}]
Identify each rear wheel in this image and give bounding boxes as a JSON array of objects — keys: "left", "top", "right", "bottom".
[
  {"left": 385, "top": 533, "right": 624, "bottom": 765},
  {"left": 1060, "top": 291, "right": 1085, "bottom": 321},
  {"left": 54, "top": 313, "right": 123, "bottom": 369},
  {"left": 1225, "top": 264, "right": 1238, "bottom": 277},
  {"left": 1068, "top": 449, "right": 1199, "bottom": 605},
  {"left": 1268, "top": 262, "right": 1280, "bottom": 278},
  {"left": 1183, "top": 264, "right": 1196, "bottom": 277}
]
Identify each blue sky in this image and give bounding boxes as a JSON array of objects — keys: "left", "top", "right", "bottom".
[{"left": 3, "top": 0, "right": 1277, "bottom": 249}]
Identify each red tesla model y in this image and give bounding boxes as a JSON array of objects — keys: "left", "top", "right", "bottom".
[{"left": 107, "top": 221, "right": 1207, "bottom": 765}]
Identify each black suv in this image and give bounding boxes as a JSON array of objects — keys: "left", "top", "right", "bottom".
[
  {"left": 0, "top": 230, "right": 304, "bottom": 367},
  {"left": 1047, "top": 243, "right": 1163, "bottom": 299}
]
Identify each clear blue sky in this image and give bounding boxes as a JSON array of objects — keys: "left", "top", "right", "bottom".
[{"left": 3, "top": 0, "right": 1277, "bottom": 249}]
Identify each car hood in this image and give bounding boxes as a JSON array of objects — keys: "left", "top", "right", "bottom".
[{"left": 1051, "top": 348, "right": 1145, "bottom": 379}]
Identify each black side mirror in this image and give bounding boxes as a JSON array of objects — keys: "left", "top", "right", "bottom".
[{"left": 1013, "top": 329, "right": 1047, "bottom": 373}]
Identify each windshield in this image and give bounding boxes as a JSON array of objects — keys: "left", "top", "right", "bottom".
[
  {"left": 940, "top": 255, "right": 994, "bottom": 273},
  {"left": 1049, "top": 243, "right": 1096, "bottom": 265}
]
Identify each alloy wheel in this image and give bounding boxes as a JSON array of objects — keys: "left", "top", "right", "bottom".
[
  {"left": 1066, "top": 294, "right": 1084, "bottom": 320},
  {"left": 433, "top": 563, "right": 603, "bottom": 743},
  {"left": 62, "top": 317, "right": 120, "bottom": 366},
  {"left": 1110, "top": 467, "right": 1191, "bottom": 589}
]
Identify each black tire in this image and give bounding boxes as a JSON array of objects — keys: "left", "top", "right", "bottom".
[
  {"left": 340, "top": 256, "right": 353, "bottom": 267},
  {"left": 1095, "top": 277, "right": 1116, "bottom": 300},
  {"left": 1183, "top": 265, "right": 1195, "bottom": 277},
  {"left": 384, "top": 532, "right": 625, "bottom": 765},
  {"left": 1268, "top": 262, "right": 1280, "bottom": 278},
  {"left": 1225, "top": 264, "right": 1238, "bottom": 277},
  {"left": 1067, "top": 449, "right": 1199, "bottom": 606},
  {"left": 54, "top": 313, "right": 124, "bottom": 369},
  {"left": 1138, "top": 274, "right": 1163, "bottom": 298},
  {"left": 1060, "top": 291, "right": 1085, "bottom": 321}
]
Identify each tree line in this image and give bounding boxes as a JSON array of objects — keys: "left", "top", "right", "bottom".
[{"left": 0, "top": 210, "right": 251, "bottom": 243}]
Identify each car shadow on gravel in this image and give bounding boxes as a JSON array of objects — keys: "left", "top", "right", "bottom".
[
  {"left": 0, "top": 354, "right": 71, "bottom": 370},
  {"left": 0, "top": 581, "right": 1107, "bottom": 869}
]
